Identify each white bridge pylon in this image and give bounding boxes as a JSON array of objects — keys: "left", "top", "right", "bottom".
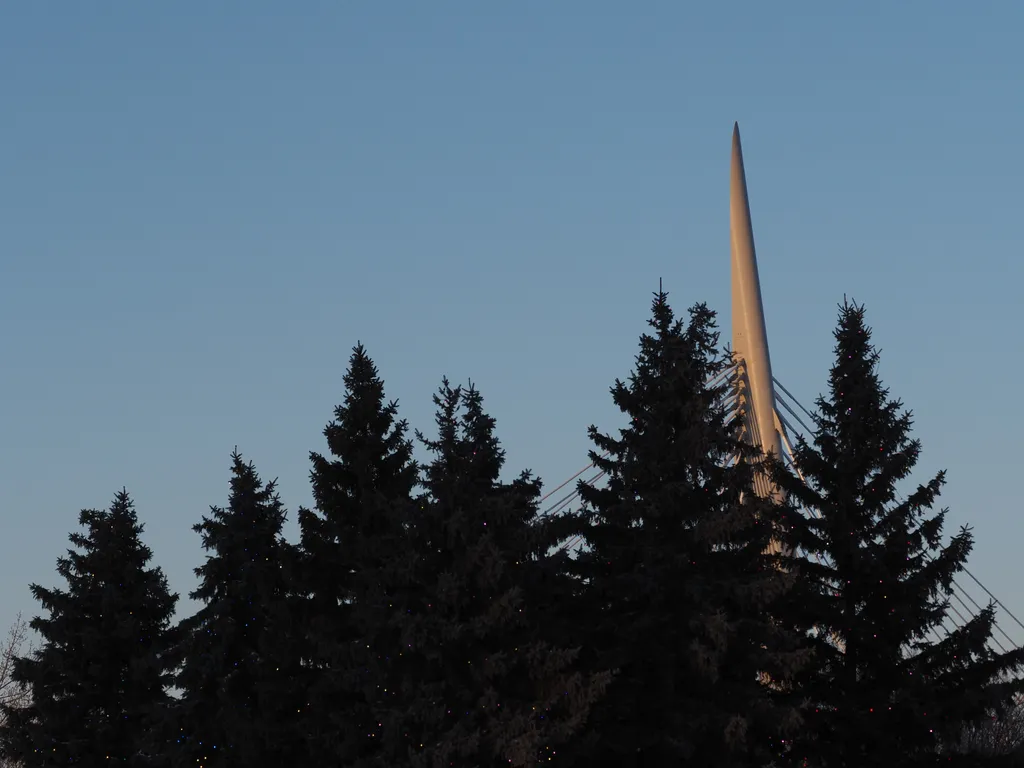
[
  {"left": 730, "top": 121, "right": 787, "bottom": 507},
  {"left": 730, "top": 123, "right": 814, "bottom": 565}
]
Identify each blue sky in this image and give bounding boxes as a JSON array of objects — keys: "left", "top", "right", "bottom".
[{"left": 2, "top": 2, "right": 1023, "bottom": 642}]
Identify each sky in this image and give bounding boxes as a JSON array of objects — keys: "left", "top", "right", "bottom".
[{"left": 2, "top": 2, "right": 1023, "bottom": 644}]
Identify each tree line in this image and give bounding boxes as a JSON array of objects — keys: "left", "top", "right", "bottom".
[{"left": 1, "top": 291, "right": 1022, "bottom": 767}]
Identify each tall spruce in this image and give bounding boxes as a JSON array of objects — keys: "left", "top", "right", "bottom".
[
  {"left": 0, "top": 492, "right": 178, "bottom": 767},
  {"left": 375, "top": 380, "right": 608, "bottom": 768},
  {"left": 773, "top": 300, "right": 1024, "bottom": 768},
  {"left": 567, "top": 292, "right": 807, "bottom": 767},
  {"left": 296, "top": 343, "right": 418, "bottom": 766},
  {"left": 167, "top": 451, "right": 305, "bottom": 767}
]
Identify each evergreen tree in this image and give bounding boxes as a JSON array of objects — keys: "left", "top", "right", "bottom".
[
  {"left": 567, "top": 292, "right": 807, "bottom": 767},
  {"left": 773, "top": 300, "right": 1024, "bottom": 768},
  {"left": 0, "top": 491, "right": 178, "bottom": 767},
  {"left": 296, "top": 343, "right": 419, "bottom": 766},
  {"left": 167, "top": 451, "right": 305, "bottom": 767},
  {"left": 375, "top": 380, "right": 608, "bottom": 768}
]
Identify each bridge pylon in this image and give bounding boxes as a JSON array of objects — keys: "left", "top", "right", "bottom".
[{"left": 730, "top": 123, "right": 786, "bottom": 530}]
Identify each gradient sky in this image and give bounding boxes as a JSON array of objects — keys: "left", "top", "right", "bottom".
[{"left": 3, "top": 2, "right": 1023, "bottom": 644}]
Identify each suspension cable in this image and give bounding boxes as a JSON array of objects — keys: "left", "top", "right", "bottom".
[
  {"left": 540, "top": 455, "right": 607, "bottom": 505},
  {"left": 773, "top": 376, "right": 818, "bottom": 426}
]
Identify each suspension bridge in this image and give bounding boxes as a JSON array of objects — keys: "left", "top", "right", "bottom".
[{"left": 539, "top": 122, "right": 1024, "bottom": 658}]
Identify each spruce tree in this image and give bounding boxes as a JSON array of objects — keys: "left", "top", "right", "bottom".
[
  {"left": 773, "top": 300, "right": 1024, "bottom": 768},
  {"left": 167, "top": 451, "right": 305, "bottom": 767},
  {"left": 0, "top": 491, "right": 178, "bottom": 767},
  {"left": 375, "top": 380, "right": 608, "bottom": 768},
  {"left": 296, "top": 343, "right": 418, "bottom": 766},
  {"left": 567, "top": 292, "right": 807, "bottom": 767}
]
